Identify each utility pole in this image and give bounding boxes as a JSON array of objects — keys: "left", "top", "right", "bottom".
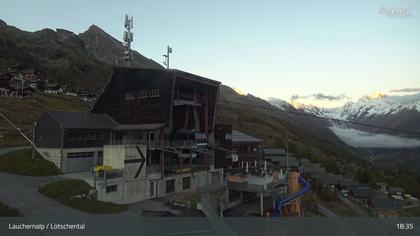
[
  {"left": 163, "top": 45, "right": 172, "bottom": 69},
  {"left": 32, "top": 122, "right": 37, "bottom": 160},
  {"left": 0, "top": 112, "right": 34, "bottom": 145},
  {"left": 21, "top": 75, "right": 23, "bottom": 98},
  {"left": 286, "top": 131, "right": 289, "bottom": 173}
]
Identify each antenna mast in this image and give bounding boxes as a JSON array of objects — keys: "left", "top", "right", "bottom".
[
  {"left": 123, "top": 14, "right": 134, "bottom": 66},
  {"left": 163, "top": 45, "right": 172, "bottom": 69}
]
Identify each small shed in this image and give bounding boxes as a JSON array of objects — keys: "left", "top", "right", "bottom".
[
  {"left": 371, "top": 199, "right": 401, "bottom": 217},
  {"left": 389, "top": 187, "right": 404, "bottom": 196}
]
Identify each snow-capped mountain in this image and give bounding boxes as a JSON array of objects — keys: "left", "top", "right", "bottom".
[
  {"left": 273, "top": 92, "right": 420, "bottom": 132},
  {"left": 331, "top": 92, "right": 420, "bottom": 121},
  {"left": 267, "top": 92, "right": 420, "bottom": 132},
  {"left": 288, "top": 100, "right": 330, "bottom": 117}
]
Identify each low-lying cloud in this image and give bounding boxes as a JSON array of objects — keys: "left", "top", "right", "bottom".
[
  {"left": 389, "top": 88, "right": 420, "bottom": 93},
  {"left": 329, "top": 126, "right": 420, "bottom": 148},
  {"left": 291, "top": 93, "right": 349, "bottom": 101}
]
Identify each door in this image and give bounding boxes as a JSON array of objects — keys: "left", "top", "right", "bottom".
[
  {"left": 66, "top": 152, "right": 94, "bottom": 173},
  {"left": 149, "top": 180, "right": 157, "bottom": 199}
]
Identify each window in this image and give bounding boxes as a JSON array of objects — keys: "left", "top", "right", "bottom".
[
  {"left": 106, "top": 185, "right": 118, "bottom": 193},
  {"left": 125, "top": 92, "right": 135, "bottom": 100},
  {"left": 125, "top": 90, "right": 149, "bottom": 100},
  {"left": 67, "top": 152, "right": 95, "bottom": 159},
  {"left": 182, "top": 177, "right": 191, "bottom": 190},
  {"left": 166, "top": 179, "right": 175, "bottom": 193},
  {"left": 149, "top": 88, "right": 160, "bottom": 97},
  {"left": 89, "top": 132, "right": 96, "bottom": 140},
  {"left": 149, "top": 181, "right": 155, "bottom": 198},
  {"left": 225, "top": 133, "right": 232, "bottom": 140},
  {"left": 68, "top": 132, "right": 75, "bottom": 140},
  {"left": 76, "top": 132, "right": 83, "bottom": 140},
  {"left": 137, "top": 90, "right": 147, "bottom": 98},
  {"left": 95, "top": 132, "right": 103, "bottom": 140}
]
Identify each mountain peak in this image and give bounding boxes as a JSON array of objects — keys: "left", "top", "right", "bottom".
[
  {"left": 290, "top": 100, "right": 306, "bottom": 109},
  {"left": 86, "top": 24, "right": 104, "bottom": 32}
]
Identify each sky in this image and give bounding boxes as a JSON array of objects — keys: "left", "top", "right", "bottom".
[{"left": 1, "top": 0, "right": 420, "bottom": 108}]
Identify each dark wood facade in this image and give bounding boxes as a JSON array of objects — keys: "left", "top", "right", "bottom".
[
  {"left": 92, "top": 68, "right": 173, "bottom": 125},
  {"left": 92, "top": 67, "right": 220, "bottom": 137},
  {"left": 92, "top": 67, "right": 221, "bottom": 176},
  {"left": 214, "top": 124, "right": 233, "bottom": 169},
  {"left": 35, "top": 112, "right": 114, "bottom": 149}
]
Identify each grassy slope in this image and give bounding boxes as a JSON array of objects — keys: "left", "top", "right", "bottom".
[
  {"left": 0, "top": 202, "right": 21, "bottom": 217},
  {"left": 0, "top": 148, "right": 62, "bottom": 176},
  {"left": 0, "top": 92, "right": 88, "bottom": 146},
  {"left": 39, "top": 179, "right": 127, "bottom": 214}
]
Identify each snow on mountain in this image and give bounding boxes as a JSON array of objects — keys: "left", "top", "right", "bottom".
[
  {"left": 267, "top": 92, "right": 420, "bottom": 122},
  {"left": 332, "top": 92, "right": 420, "bottom": 121},
  {"left": 288, "top": 100, "right": 329, "bottom": 116}
]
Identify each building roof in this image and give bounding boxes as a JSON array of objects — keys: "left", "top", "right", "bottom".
[
  {"left": 300, "top": 158, "right": 311, "bottom": 166},
  {"left": 371, "top": 199, "right": 401, "bottom": 211},
  {"left": 113, "top": 123, "right": 165, "bottom": 131},
  {"left": 232, "top": 130, "right": 262, "bottom": 144},
  {"left": 46, "top": 111, "right": 118, "bottom": 129},
  {"left": 263, "top": 148, "right": 287, "bottom": 156},
  {"left": 169, "top": 69, "right": 221, "bottom": 86},
  {"left": 267, "top": 156, "right": 299, "bottom": 167},
  {"left": 318, "top": 173, "right": 340, "bottom": 186},
  {"left": 301, "top": 161, "right": 326, "bottom": 175},
  {"left": 376, "top": 182, "right": 389, "bottom": 187},
  {"left": 337, "top": 178, "right": 357, "bottom": 188},
  {"left": 351, "top": 187, "right": 373, "bottom": 199},
  {"left": 390, "top": 187, "right": 404, "bottom": 193}
]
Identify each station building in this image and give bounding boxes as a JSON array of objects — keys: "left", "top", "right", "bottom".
[{"left": 35, "top": 67, "right": 224, "bottom": 203}]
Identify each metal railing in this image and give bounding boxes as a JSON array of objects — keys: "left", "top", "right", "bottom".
[
  {"left": 200, "top": 193, "right": 234, "bottom": 236},
  {"left": 227, "top": 181, "right": 265, "bottom": 193},
  {"left": 112, "top": 140, "right": 204, "bottom": 148}
]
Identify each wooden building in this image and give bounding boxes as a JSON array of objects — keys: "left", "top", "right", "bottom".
[
  {"left": 214, "top": 124, "right": 233, "bottom": 169},
  {"left": 231, "top": 130, "right": 263, "bottom": 168},
  {"left": 35, "top": 67, "right": 225, "bottom": 203},
  {"left": 92, "top": 67, "right": 221, "bottom": 176},
  {"left": 371, "top": 199, "right": 401, "bottom": 217},
  {"left": 35, "top": 111, "right": 117, "bottom": 172}
]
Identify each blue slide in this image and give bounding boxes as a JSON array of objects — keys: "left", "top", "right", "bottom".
[{"left": 274, "top": 177, "right": 311, "bottom": 217}]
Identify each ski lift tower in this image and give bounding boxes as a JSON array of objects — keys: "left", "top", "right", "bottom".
[{"left": 123, "top": 14, "right": 134, "bottom": 66}]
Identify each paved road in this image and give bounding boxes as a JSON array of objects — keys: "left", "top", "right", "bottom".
[
  {"left": 0, "top": 146, "right": 31, "bottom": 156},
  {"left": 0, "top": 171, "right": 140, "bottom": 218}
]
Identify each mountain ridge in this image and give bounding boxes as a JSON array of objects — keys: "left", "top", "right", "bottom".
[{"left": 0, "top": 19, "right": 161, "bottom": 90}]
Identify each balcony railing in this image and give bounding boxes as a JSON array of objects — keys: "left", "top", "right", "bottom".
[{"left": 112, "top": 140, "right": 205, "bottom": 148}]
